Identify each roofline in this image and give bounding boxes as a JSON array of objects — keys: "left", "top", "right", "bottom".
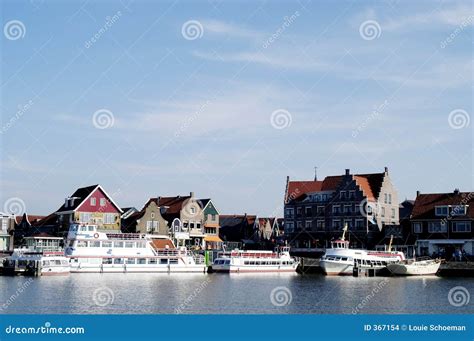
[
  {"left": 60, "top": 185, "right": 123, "bottom": 214},
  {"left": 200, "top": 199, "right": 221, "bottom": 215}
]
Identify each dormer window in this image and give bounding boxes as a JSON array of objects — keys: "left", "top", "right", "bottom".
[
  {"left": 90, "top": 198, "right": 96, "bottom": 206},
  {"left": 100, "top": 198, "right": 106, "bottom": 207},
  {"left": 451, "top": 205, "right": 467, "bottom": 216},
  {"left": 435, "top": 206, "right": 448, "bottom": 216}
]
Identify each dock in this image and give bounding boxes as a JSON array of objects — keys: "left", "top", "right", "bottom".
[{"left": 438, "top": 262, "right": 474, "bottom": 277}]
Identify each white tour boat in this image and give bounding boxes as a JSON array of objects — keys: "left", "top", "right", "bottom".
[
  {"left": 65, "top": 223, "right": 207, "bottom": 273},
  {"left": 387, "top": 257, "right": 441, "bottom": 276},
  {"left": 320, "top": 227, "right": 405, "bottom": 276},
  {"left": 4, "top": 250, "right": 70, "bottom": 276},
  {"left": 211, "top": 246, "right": 299, "bottom": 273}
]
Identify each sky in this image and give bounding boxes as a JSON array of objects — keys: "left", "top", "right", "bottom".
[{"left": 1, "top": 0, "right": 472, "bottom": 217}]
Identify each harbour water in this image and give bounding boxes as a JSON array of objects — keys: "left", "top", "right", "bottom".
[{"left": 0, "top": 274, "right": 472, "bottom": 314}]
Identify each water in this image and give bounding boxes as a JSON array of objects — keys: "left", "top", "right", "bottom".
[{"left": 0, "top": 274, "right": 472, "bottom": 314}]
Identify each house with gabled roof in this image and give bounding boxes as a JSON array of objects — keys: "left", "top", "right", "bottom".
[
  {"left": 411, "top": 189, "right": 473, "bottom": 258},
  {"left": 0, "top": 212, "right": 15, "bottom": 252},
  {"left": 56, "top": 184, "right": 123, "bottom": 232},
  {"left": 284, "top": 167, "right": 399, "bottom": 249}
]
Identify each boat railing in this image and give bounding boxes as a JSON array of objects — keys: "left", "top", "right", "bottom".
[
  {"left": 216, "top": 251, "right": 280, "bottom": 259},
  {"left": 105, "top": 233, "right": 146, "bottom": 240},
  {"left": 153, "top": 248, "right": 188, "bottom": 257}
]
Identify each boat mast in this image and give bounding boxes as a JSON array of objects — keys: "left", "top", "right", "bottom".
[
  {"left": 341, "top": 224, "right": 348, "bottom": 241},
  {"left": 388, "top": 234, "right": 393, "bottom": 251}
]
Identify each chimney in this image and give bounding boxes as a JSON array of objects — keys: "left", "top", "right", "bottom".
[
  {"left": 384, "top": 166, "right": 388, "bottom": 173},
  {"left": 454, "top": 188, "right": 460, "bottom": 195},
  {"left": 345, "top": 169, "right": 350, "bottom": 176},
  {"left": 416, "top": 190, "right": 420, "bottom": 197},
  {"left": 190, "top": 191, "right": 194, "bottom": 198}
]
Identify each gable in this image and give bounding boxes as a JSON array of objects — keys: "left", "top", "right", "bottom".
[{"left": 76, "top": 187, "right": 121, "bottom": 214}]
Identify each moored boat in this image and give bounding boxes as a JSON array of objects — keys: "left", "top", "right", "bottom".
[
  {"left": 387, "top": 258, "right": 441, "bottom": 276},
  {"left": 211, "top": 246, "right": 299, "bottom": 273},
  {"left": 65, "top": 223, "right": 207, "bottom": 273},
  {"left": 3, "top": 250, "right": 70, "bottom": 276},
  {"left": 320, "top": 227, "right": 405, "bottom": 276}
]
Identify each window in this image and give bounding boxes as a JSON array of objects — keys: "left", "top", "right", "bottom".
[
  {"left": 452, "top": 221, "right": 471, "bottom": 233},
  {"left": 428, "top": 222, "right": 447, "bottom": 233},
  {"left": 349, "top": 190, "right": 355, "bottom": 199},
  {"left": 285, "top": 222, "right": 294, "bottom": 231},
  {"left": 77, "top": 241, "right": 88, "bottom": 247},
  {"left": 317, "top": 220, "right": 325, "bottom": 229},
  {"left": 114, "top": 241, "right": 124, "bottom": 248},
  {"left": 317, "top": 206, "right": 325, "bottom": 214},
  {"left": 151, "top": 212, "right": 155, "bottom": 219},
  {"left": 435, "top": 206, "right": 448, "bottom": 216},
  {"left": 355, "top": 219, "right": 364, "bottom": 229},
  {"left": 100, "top": 198, "right": 106, "bottom": 207},
  {"left": 332, "top": 205, "right": 341, "bottom": 214},
  {"left": 114, "top": 258, "right": 123, "bottom": 264},
  {"left": 296, "top": 207, "right": 302, "bottom": 216},
  {"left": 344, "top": 205, "right": 352, "bottom": 214},
  {"left": 90, "top": 197, "right": 96, "bottom": 206},
  {"left": 391, "top": 208, "right": 396, "bottom": 219},
  {"left": 190, "top": 207, "right": 196, "bottom": 214},
  {"left": 125, "top": 242, "right": 134, "bottom": 248},
  {"left": 90, "top": 241, "right": 100, "bottom": 248},
  {"left": 344, "top": 219, "right": 352, "bottom": 228},
  {"left": 297, "top": 221, "right": 303, "bottom": 229},
  {"left": 305, "top": 207, "right": 312, "bottom": 216},
  {"left": 384, "top": 193, "right": 388, "bottom": 204},
  {"left": 388, "top": 194, "right": 392, "bottom": 204},
  {"left": 103, "top": 213, "right": 115, "bottom": 224},
  {"left": 79, "top": 212, "right": 92, "bottom": 223},
  {"left": 146, "top": 221, "right": 159, "bottom": 232},
  {"left": 340, "top": 191, "right": 346, "bottom": 199},
  {"left": 451, "top": 206, "right": 467, "bottom": 216},
  {"left": 413, "top": 223, "right": 422, "bottom": 233},
  {"left": 137, "top": 258, "right": 147, "bottom": 264},
  {"left": 333, "top": 220, "right": 341, "bottom": 228},
  {"left": 285, "top": 208, "right": 294, "bottom": 217},
  {"left": 102, "top": 241, "right": 112, "bottom": 248},
  {"left": 305, "top": 220, "right": 312, "bottom": 229},
  {"left": 381, "top": 207, "right": 385, "bottom": 218}
]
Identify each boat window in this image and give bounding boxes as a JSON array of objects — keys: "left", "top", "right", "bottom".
[
  {"left": 43, "top": 260, "right": 50, "bottom": 266},
  {"left": 80, "top": 226, "right": 87, "bottom": 232},
  {"left": 102, "top": 241, "right": 112, "bottom": 248},
  {"left": 170, "top": 259, "right": 178, "bottom": 264},
  {"left": 114, "top": 258, "right": 123, "bottom": 264},
  {"left": 77, "top": 241, "right": 88, "bottom": 247},
  {"left": 160, "top": 259, "right": 168, "bottom": 265},
  {"left": 341, "top": 257, "right": 347, "bottom": 261},
  {"left": 54, "top": 260, "right": 62, "bottom": 265},
  {"left": 103, "top": 258, "right": 113, "bottom": 264},
  {"left": 224, "top": 260, "right": 230, "bottom": 265},
  {"left": 148, "top": 259, "right": 157, "bottom": 264},
  {"left": 137, "top": 258, "right": 146, "bottom": 264},
  {"left": 88, "top": 226, "right": 95, "bottom": 231},
  {"left": 114, "top": 241, "right": 124, "bottom": 248},
  {"left": 62, "top": 260, "right": 69, "bottom": 265},
  {"left": 90, "top": 241, "right": 100, "bottom": 248},
  {"left": 244, "top": 261, "right": 249, "bottom": 265},
  {"left": 125, "top": 242, "right": 134, "bottom": 248},
  {"left": 126, "top": 258, "right": 135, "bottom": 264}
]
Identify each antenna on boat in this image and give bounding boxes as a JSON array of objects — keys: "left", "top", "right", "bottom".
[
  {"left": 388, "top": 234, "right": 393, "bottom": 252},
  {"left": 341, "top": 224, "right": 348, "bottom": 241}
]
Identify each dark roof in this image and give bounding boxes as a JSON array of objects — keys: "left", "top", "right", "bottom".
[
  {"left": 399, "top": 200, "right": 415, "bottom": 220},
  {"left": 31, "top": 213, "right": 58, "bottom": 227},
  {"left": 199, "top": 199, "right": 211, "bottom": 208},
  {"left": 219, "top": 214, "right": 258, "bottom": 242},
  {"left": 56, "top": 185, "right": 98, "bottom": 212},
  {"left": 411, "top": 191, "right": 474, "bottom": 220}
]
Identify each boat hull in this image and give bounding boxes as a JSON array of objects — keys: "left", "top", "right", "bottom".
[
  {"left": 70, "top": 264, "right": 207, "bottom": 273},
  {"left": 387, "top": 262, "right": 440, "bottom": 276},
  {"left": 211, "top": 264, "right": 298, "bottom": 273}
]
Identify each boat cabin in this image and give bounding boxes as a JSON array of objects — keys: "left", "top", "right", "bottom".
[
  {"left": 331, "top": 239, "right": 349, "bottom": 249},
  {"left": 24, "top": 234, "right": 63, "bottom": 252}
]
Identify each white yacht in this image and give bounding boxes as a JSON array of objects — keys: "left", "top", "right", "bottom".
[
  {"left": 211, "top": 246, "right": 299, "bottom": 273},
  {"left": 387, "top": 257, "right": 441, "bottom": 276},
  {"left": 65, "top": 223, "right": 207, "bottom": 273},
  {"left": 4, "top": 250, "right": 70, "bottom": 276},
  {"left": 320, "top": 227, "right": 405, "bottom": 276}
]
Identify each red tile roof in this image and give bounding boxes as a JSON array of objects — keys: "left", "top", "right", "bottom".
[
  {"left": 411, "top": 192, "right": 474, "bottom": 219},
  {"left": 150, "top": 239, "right": 175, "bottom": 249},
  {"left": 353, "top": 176, "right": 375, "bottom": 200}
]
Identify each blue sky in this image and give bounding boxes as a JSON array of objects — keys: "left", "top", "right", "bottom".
[{"left": 1, "top": 0, "right": 472, "bottom": 217}]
